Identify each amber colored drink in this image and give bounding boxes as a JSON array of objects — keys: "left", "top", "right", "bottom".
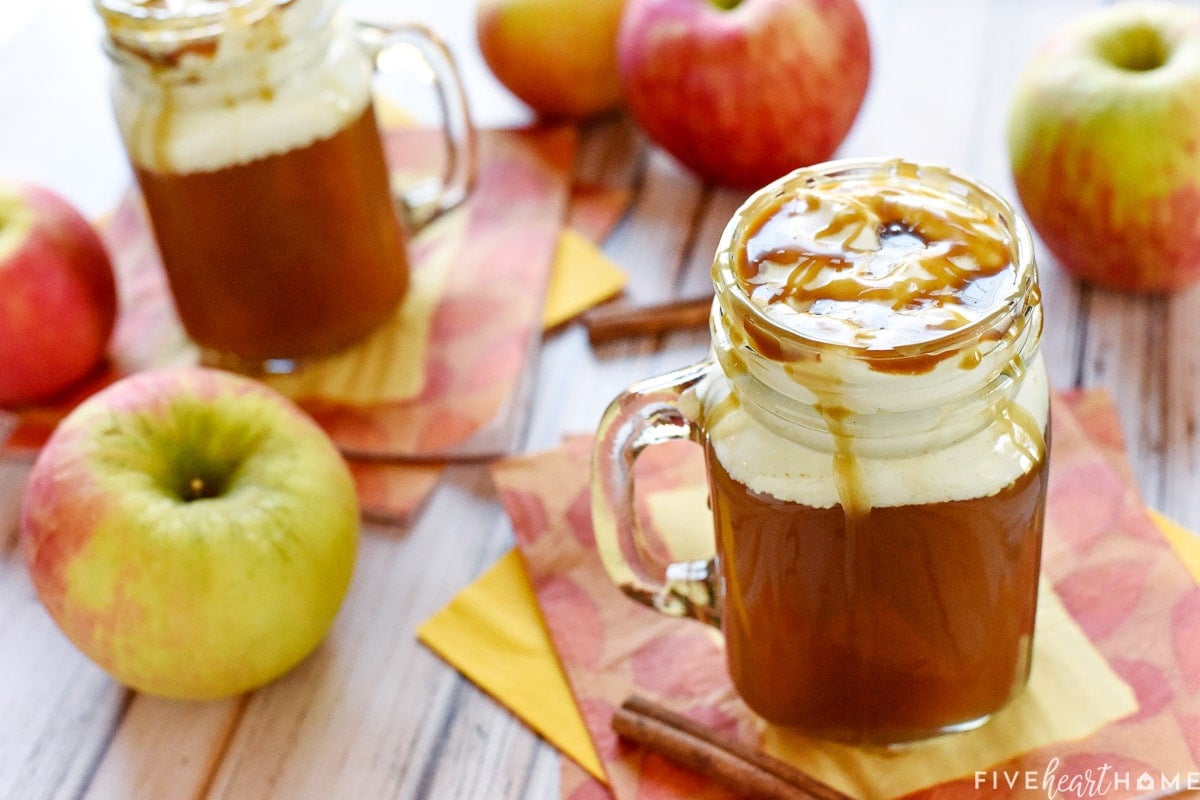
[
  {"left": 134, "top": 104, "right": 409, "bottom": 366},
  {"left": 706, "top": 439, "right": 1048, "bottom": 743}
]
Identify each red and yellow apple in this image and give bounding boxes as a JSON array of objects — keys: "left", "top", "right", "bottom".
[
  {"left": 617, "top": 0, "right": 871, "bottom": 190},
  {"left": 20, "top": 367, "right": 360, "bottom": 700},
  {"left": 476, "top": 0, "right": 626, "bottom": 119},
  {"left": 0, "top": 182, "right": 117, "bottom": 406},
  {"left": 1008, "top": 1, "right": 1200, "bottom": 293}
]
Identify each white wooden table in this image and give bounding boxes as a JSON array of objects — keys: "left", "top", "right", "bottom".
[{"left": 1, "top": 1, "right": 1197, "bottom": 797}]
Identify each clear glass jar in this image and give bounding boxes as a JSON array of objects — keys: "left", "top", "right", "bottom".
[
  {"left": 94, "top": 0, "right": 474, "bottom": 372},
  {"left": 593, "top": 157, "right": 1049, "bottom": 745}
]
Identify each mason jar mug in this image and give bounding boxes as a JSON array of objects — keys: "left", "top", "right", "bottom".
[
  {"left": 592, "top": 158, "right": 1050, "bottom": 745},
  {"left": 95, "top": 0, "right": 476, "bottom": 372}
]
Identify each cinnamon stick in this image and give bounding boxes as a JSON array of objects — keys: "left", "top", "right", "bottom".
[
  {"left": 612, "top": 695, "right": 854, "bottom": 800},
  {"left": 583, "top": 296, "right": 712, "bottom": 345}
]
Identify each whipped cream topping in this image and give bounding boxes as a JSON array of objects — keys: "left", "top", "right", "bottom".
[
  {"left": 692, "top": 355, "right": 1048, "bottom": 509},
  {"left": 700, "top": 159, "right": 1046, "bottom": 510},
  {"left": 106, "top": 0, "right": 370, "bottom": 174}
]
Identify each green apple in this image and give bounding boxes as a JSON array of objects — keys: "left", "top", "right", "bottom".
[
  {"left": 1007, "top": 1, "right": 1200, "bottom": 293},
  {"left": 476, "top": 0, "right": 625, "bottom": 119},
  {"left": 19, "top": 367, "right": 360, "bottom": 699}
]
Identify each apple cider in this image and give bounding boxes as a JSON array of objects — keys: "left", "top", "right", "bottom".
[
  {"left": 706, "top": 442, "right": 1047, "bottom": 741},
  {"left": 131, "top": 104, "right": 408, "bottom": 363},
  {"left": 698, "top": 159, "right": 1049, "bottom": 742},
  {"left": 593, "top": 158, "right": 1049, "bottom": 745},
  {"left": 95, "top": 0, "right": 475, "bottom": 371}
]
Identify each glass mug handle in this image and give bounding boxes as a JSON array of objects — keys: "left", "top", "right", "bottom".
[
  {"left": 357, "top": 21, "right": 477, "bottom": 231},
  {"left": 591, "top": 359, "right": 723, "bottom": 628}
]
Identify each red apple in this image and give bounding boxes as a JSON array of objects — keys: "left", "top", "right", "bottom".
[
  {"left": 1008, "top": 2, "right": 1200, "bottom": 293},
  {"left": 617, "top": 0, "right": 871, "bottom": 190},
  {"left": 0, "top": 182, "right": 118, "bottom": 406}
]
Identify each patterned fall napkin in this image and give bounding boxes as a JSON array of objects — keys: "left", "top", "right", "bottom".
[
  {"left": 349, "top": 222, "right": 626, "bottom": 523},
  {"left": 328, "top": 179, "right": 627, "bottom": 522},
  {"left": 422, "top": 388, "right": 1200, "bottom": 800}
]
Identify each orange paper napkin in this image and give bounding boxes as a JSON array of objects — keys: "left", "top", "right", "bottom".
[{"left": 419, "top": 388, "right": 1200, "bottom": 800}]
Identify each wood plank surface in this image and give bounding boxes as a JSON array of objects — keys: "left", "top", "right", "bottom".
[{"left": 1, "top": 0, "right": 1197, "bottom": 798}]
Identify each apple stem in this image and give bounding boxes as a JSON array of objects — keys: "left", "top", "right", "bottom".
[
  {"left": 181, "top": 475, "right": 226, "bottom": 502},
  {"left": 708, "top": 0, "right": 741, "bottom": 9}
]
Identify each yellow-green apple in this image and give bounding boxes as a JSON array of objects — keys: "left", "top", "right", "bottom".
[
  {"left": 1008, "top": 2, "right": 1200, "bottom": 293},
  {"left": 19, "top": 367, "right": 360, "bottom": 700},
  {"left": 0, "top": 182, "right": 117, "bottom": 406},
  {"left": 476, "top": 0, "right": 625, "bottom": 119},
  {"left": 617, "top": 0, "right": 871, "bottom": 190}
]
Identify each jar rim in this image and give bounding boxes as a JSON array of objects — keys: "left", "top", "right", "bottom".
[
  {"left": 94, "top": 0, "right": 278, "bottom": 27},
  {"left": 94, "top": 0, "right": 332, "bottom": 75},
  {"left": 713, "top": 157, "right": 1040, "bottom": 374},
  {"left": 93, "top": 0, "right": 307, "bottom": 53}
]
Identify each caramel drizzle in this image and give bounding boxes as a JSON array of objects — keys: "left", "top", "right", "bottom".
[
  {"left": 114, "top": 0, "right": 296, "bottom": 174},
  {"left": 738, "top": 180, "right": 1016, "bottom": 353}
]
